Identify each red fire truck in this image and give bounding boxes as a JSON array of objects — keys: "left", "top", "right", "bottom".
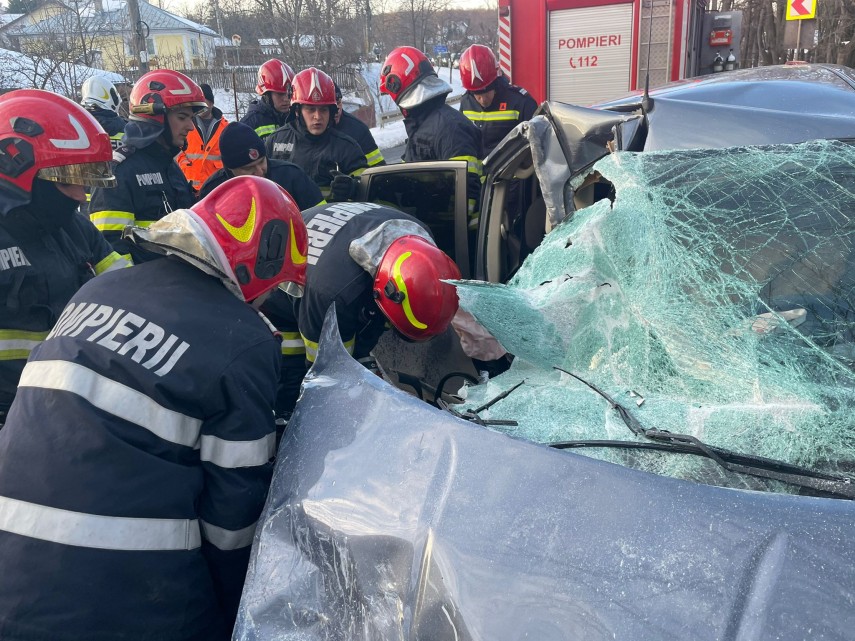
[{"left": 497, "top": 0, "right": 709, "bottom": 106}]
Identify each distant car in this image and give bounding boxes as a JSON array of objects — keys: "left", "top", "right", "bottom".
[{"left": 233, "top": 65, "right": 855, "bottom": 641}]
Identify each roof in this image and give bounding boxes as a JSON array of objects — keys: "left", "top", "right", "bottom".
[
  {"left": 0, "top": 46, "right": 125, "bottom": 91},
  {"left": 0, "top": 14, "right": 24, "bottom": 26},
  {"left": 12, "top": 0, "right": 219, "bottom": 38}
]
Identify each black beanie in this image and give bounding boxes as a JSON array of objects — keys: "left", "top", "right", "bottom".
[
  {"left": 200, "top": 83, "right": 215, "bottom": 102},
  {"left": 219, "top": 122, "right": 267, "bottom": 169}
]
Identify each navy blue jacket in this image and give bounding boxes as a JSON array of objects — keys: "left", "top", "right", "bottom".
[
  {"left": 0, "top": 205, "right": 126, "bottom": 414},
  {"left": 460, "top": 77, "right": 537, "bottom": 155},
  {"left": 87, "top": 122, "right": 195, "bottom": 264},
  {"left": 241, "top": 99, "right": 289, "bottom": 140},
  {"left": 0, "top": 258, "right": 279, "bottom": 640},
  {"left": 198, "top": 158, "right": 324, "bottom": 210},
  {"left": 403, "top": 96, "right": 483, "bottom": 222}
]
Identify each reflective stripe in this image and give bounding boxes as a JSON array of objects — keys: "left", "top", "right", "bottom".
[
  {"left": 184, "top": 153, "right": 222, "bottom": 161},
  {"left": 200, "top": 433, "right": 275, "bottom": 468},
  {"left": 280, "top": 331, "right": 305, "bottom": 356},
  {"left": 19, "top": 360, "right": 202, "bottom": 448},
  {"left": 303, "top": 335, "right": 354, "bottom": 362},
  {"left": 450, "top": 155, "right": 483, "bottom": 176},
  {"left": 109, "top": 133, "right": 124, "bottom": 140},
  {"left": 90, "top": 210, "right": 135, "bottom": 232},
  {"left": 93, "top": 251, "right": 131, "bottom": 275},
  {"left": 462, "top": 109, "right": 521, "bottom": 122},
  {"left": 365, "top": 148, "right": 384, "bottom": 167},
  {"left": 0, "top": 494, "right": 201, "bottom": 551},
  {"left": 255, "top": 124, "right": 276, "bottom": 137},
  {"left": 200, "top": 519, "right": 256, "bottom": 550},
  {"left": 351, "top": 166, "right": 366, "bottom": 177},
  {"left": 0, "top": 329, "right": 49, "bottom": 361}
]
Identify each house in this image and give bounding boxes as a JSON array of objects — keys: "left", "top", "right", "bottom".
[{"left": 1, "top": 0, "right": 223, "bottom": 73}]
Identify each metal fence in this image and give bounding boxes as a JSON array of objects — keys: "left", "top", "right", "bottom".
[{"left": 173, "top": 66, "right": 362, "bottom": 96}]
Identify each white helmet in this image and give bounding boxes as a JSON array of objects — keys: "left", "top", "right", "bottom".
[{"left": 81, "top": 75, "right": 121, "bottom": 113}]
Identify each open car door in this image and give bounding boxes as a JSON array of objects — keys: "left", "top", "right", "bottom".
[
  {"left": 357, "top": 160, "right": 472, "bottom": 277},
  {"left": 355, "top": 160, "right": 477, "bottom": 400}
]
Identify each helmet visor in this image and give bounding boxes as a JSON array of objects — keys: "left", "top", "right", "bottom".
[
  {"left": 278, "top": 280, "right": 304, "bottom": 298},
  {"left": 37, "top": 161, "right": 116, "bottom": 188},
  {"left": 172, "top": 101, "right": 210, "bottom": 115}
]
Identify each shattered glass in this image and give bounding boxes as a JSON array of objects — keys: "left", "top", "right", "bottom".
[{"left": 459, "top": 139, "right": 855, "bottom": 492}]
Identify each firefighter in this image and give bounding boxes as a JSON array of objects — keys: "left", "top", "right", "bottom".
[
  {"left": 380, "top": 46, "right": 483, "bottom": 227},
  {"left": 241, "top": 58, "right": 295, "bottom": 140},
  {"left": 0, "top": 89, "right": 129, "bottom": 421},
  {"left": 459, "top": 44, "right": 537, "bottom": 156},
  {"left": 80, "top": 75, "right": 126, "bottom": 149},
  {"left": 88, "top": 69, "right": 207, "bottom": 264},
  {"left": 275, "top": 201, "right": 460, "bottom": 414},
  {"left": 265, "top": 67, "right": 367, "bottom": 201},
  {"left": 333, "top": 82, "right": 385, "bottom": 167},
  {"left": 0, "top": 176, "right": 309, "bottom": 641},
  {"left": 199, "top": 121, "right": 323, "bottom": 210},
  {"left": 177, "top": 83, "right": 228, "bottom": 194}
]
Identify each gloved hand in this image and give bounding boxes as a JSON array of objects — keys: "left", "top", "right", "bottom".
[{"left": 329, "top": 170, "right": 358, "bottom": 202}]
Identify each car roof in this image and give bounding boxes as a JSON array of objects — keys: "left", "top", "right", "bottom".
[{"left": 588, "top": 64, "right": 855, "bottom": 150}]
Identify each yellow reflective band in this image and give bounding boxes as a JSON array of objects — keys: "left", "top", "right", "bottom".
[
  {"left": 366, "top": 149, "right": 384, "bottom": 166},
  {"left": 0, "top": 329, "right": 49, "bottom": 361},
  {"left": 289, "top": 219, "right": 306, "bottom": 265},
  {"left": 463, "top": 110, "right": 521, "bottom": 122},
  {"left": 302, "top": 335, "right": 354, "bottom": 362},
  {"left": 391, "top": 252, "right": 427, "bottom": 331},
  {"left": 450, "top": 155, "right": 483, "bottom": 176},
  {"left": 351, "top": 167, "right": 366, "bottom": 177},
  {"left": 280, "top": 332, "right": 305, "bottom": 356},
  {"left": 256, "top": 124, "right": 276, "bottom": 137},
  {"left": 93, "top": 251, "right": 131, "bottom": 275},
  {"left": 303, "top": 336, "right": 319, "bottom": 362},
  {"left": 216, "top": 197, "right": 256, "bottom": 243},
  {"left": 90, "top": 210, "right": 135, "bottom": 232}
]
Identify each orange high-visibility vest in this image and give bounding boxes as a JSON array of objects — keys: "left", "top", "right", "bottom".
[{"left": 177, "top": 114, "right": 228, "bottom": 192}]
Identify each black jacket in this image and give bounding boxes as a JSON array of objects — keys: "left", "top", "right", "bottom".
[
  {"left": 0, "top": 258, "right": 279, "bottom": 641},
  {"left": 460, "top": 77, "right": 538, "bottom": 155},
  {"left": 0, "top": 194, "right": 126, "bottom": 414},
  {"left": 87, "top": 121, "right": 195, "bottom": 264},
  {"left": 86, "top": 106, "right": 127, "bottom": 149},
  {"left": 334, "top": 111, "right": 385, "bottom": 167},
  {"left": 270, "top": 203, "right": 430, "bottom": 415},
  {"left": 241, "top": 99, "right": 289, "bottom": 140},
  {"left": 266, "top": 118, "right": 367, "bottom": 192},
  {"left": 403, "top": 96, "right": 483, "bottom": 220},
  {"left": 198, "top": 158, "right": 324, "bottom": 210}
]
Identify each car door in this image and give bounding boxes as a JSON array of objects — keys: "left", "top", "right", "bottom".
[
  {"left": 356, "top": 160, "right": 471, "bottom": 277},
  {"left": 355, "top": 160, "right": 477, "bottom": 400}
]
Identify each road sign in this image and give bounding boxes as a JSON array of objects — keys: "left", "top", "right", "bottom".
[
  {"left": 786, "top": 0, "right": 816, "bottom": 20},
  {"left": 434, "top": 45, "right": 448, "bottom": 54}
]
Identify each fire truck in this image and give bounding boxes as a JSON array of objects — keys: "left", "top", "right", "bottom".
[{"left": 497, "top": 0, "right": 741, "bottom": 106}]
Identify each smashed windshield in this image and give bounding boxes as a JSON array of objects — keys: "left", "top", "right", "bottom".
[{"left": 459, "top": 139, "right": 855, "bottom": 493}]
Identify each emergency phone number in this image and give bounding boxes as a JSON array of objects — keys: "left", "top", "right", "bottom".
[{"left": 567, "top": 55, "right": 598, "bottom": 69}]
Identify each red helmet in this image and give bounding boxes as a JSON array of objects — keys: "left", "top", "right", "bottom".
[
  {"left": 0, "top": 89, "right": 114, "bottom": 213},
  {"left": 256, "top": 59, "right": 295, "bottom": 95},
  {"left": 190, "top": 175, "right": 308, "bottom": 302},
  {"left": 380, "top": 46, "right": 451, "bottom": 109},
  {"left": 290, "top": 67, "right": 337, "bottom": 107},
  {"left": 129, "top": 70, "right": 207, "bottom": 125},
  {"left": 372, "top": 236, "right": 460, "bottom": 341},
  {"left": 459, "top": 45, "right": 499, "bottom": 92}
]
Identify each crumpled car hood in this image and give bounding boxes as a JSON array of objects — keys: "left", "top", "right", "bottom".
[{"left": 234, "top": 309, "right": 855, "bottom": 641}]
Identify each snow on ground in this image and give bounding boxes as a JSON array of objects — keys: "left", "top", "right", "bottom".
[{"left": 211, "top": 62, "right": 468, "bottom": 154}]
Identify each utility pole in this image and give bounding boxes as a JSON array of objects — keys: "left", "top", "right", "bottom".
[
  {"left": 363, "top": 0, "right": 372, "bottom": 61},
  {"left": 127, "top": 0, "right": 148, "bottom": 74}
]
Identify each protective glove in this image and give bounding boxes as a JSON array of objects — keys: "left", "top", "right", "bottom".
[{"left": 329, "top": 170, "right": 359, "bottom": 202}]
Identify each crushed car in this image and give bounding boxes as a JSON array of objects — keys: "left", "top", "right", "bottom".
[{"left": 233, "top": 65, "right": 855, "bottom": 640}]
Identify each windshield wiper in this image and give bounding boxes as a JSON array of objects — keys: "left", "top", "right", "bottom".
[{"left": 552, "top": 367, "right": 855, "bottom": 500}]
